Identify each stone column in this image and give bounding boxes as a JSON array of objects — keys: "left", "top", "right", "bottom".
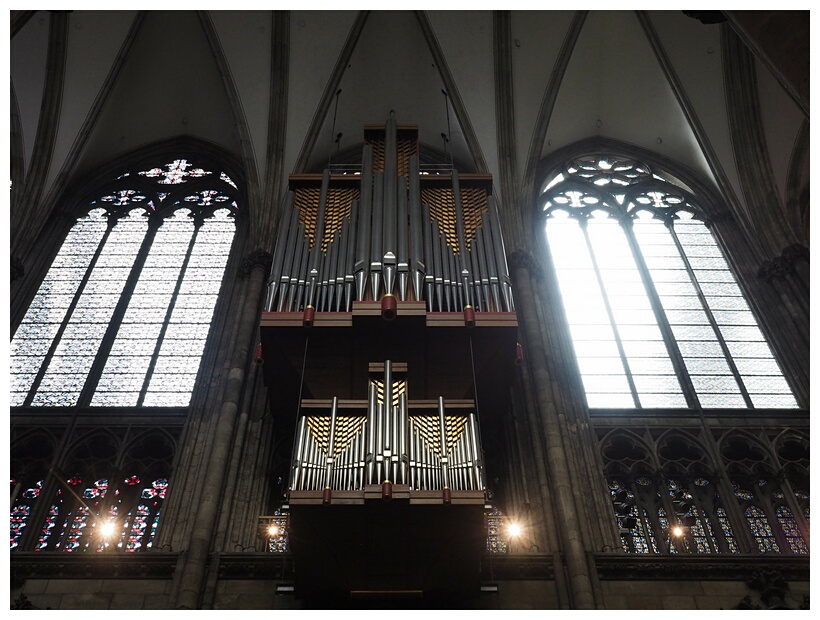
[
  {"left": 508, "top": 250, "right": 596, "bottom": 609},
  {"left": 175, "top": 249, "right": 271, "bottom": 609}
]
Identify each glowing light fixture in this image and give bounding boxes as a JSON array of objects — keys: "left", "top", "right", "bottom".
[
  {"left": 100, "top": 521, "right": 116, "bottom": 538},
  {"left": 507, "top": 522, "right": 523, "bottom": 538}
]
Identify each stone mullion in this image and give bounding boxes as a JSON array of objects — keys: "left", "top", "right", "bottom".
[
  {"left": 174, "top": 250, "right": 270, "bottom": 609},
  {"left": 511, "top": 255, "right": 595, "bottom": 609},
  {"left": 778, "top": 479, "right": 810, "bottom": 552},
  {"left": 713, "top": 463, "right": 759, "bottom": 555},
  {"left": 20, "top": 214, "right": 118, "bottom": 407},
  {"left": 77, "top": 212, "right": 162, "bottom": 407}
]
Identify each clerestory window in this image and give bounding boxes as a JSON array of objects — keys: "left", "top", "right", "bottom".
[
  {"left": 10, "top": 156, "right": 240, "bottom": 408},
  {"left": 540, "top": 155, "right": 798, "bottom": 410}
]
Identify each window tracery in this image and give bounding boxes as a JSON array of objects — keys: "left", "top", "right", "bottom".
[
  {"left": 600, "top": 429, "right": 809, "bottom": 555},
  {"left": 10, "top": 156, "right": 240, "bottom": 408},
  {"left": 540, "top": 155, "right": 798, "bottom": 410}
]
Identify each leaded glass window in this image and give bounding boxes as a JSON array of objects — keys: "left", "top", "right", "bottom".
[
  {"left": 775, "top": 505, "right": 808, "bottom": 555},
  {"left": 10, "top": 479, "right": 42, "bottom": 549},
  {"left": 10, "top": 157, "right": 239, "bottom": 408},
  {"left": 540, "top": 155, "right": 798, "bottom": 410},
  {"left": 33, "top": 474, "right": 167, "bottom": 553},
  {"left": 745, "top": 505, "right": 781, "bottom": 553}
]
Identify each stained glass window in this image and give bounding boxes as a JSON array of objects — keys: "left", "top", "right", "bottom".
[
  {"left": 775, "top": 506, "right": 808, "bottom": 554},
  {"left": 10, "top": 157, "right": 239, "bottom": 408},
  {"left": 264, "top": 509, "right": 290, "bottom": 554},
  {"left": 541, "top": 155, "right": 798, "bottom": 410},
  {"left": 745, "top": 505, "right": 781, "bottom": 553},
  {"left": 10, "top": 480, "right": 43, "bottom": 549},
  {"left": 609, "top": 480, "right": 655, "bottom": 553},
  {"left": 33, "top": 475, "right": 168, "bottom": 553},
  {"left": 485, "top": 507, "right": 509, "bottom": 554},
  {"left": 713, "top": 507, "right": 739, "bottom": 553}
]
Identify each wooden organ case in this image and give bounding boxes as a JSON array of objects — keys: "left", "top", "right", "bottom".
[{"left": 259, "top": 120, "right": 518, "bottom": 601}]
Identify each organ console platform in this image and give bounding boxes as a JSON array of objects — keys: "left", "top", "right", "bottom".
[{"left": 259, "top": 120, "right": 517, "bottom": 600}]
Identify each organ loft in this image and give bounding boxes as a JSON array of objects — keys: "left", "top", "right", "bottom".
[{"left": 258, "top": 118, "right": 519, "bottom": 599}]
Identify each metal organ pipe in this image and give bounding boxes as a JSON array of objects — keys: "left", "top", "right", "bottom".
[
  {"left": 382, "top": 117, "right": 398, "bottom": 298},
  {"left": 276, "top": 205, "right": 301, "bottom": 312},
  {"left": 408, "top": 155, "right": 424, "bottom": 303},
  {"left": 476, "top": 227, "right": 492, "bottom": 312},
  {"left": 438, "top": 396, "right": 449, "bottom": 489},
  {"left": 354, "top": 145, "right": 373, "bottom": 302},
  {"left": 266, "top": 191, "right": 296, "bottom": 310},
  {"left": 487, "top": 193, "right": 513, "bottom": 311},
  {"left": 396, "top": 176, "right": 409, "bottom": 301},
  {"left": 370, "top": 172, "right": 384, "bottom": 301},
  {"left": 344, "top": 202, "right": 358, "bottom": 312},
  {"left": 307, "top": 169, "right": 331, "bottom": 309},
  {"left": 293, "top": 229, "right": 309, "bottom": 312},
  {"left": 325, "top": 396, "right": 338, "bottom": 488}
]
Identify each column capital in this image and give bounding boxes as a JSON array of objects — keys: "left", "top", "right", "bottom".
[
  {"left": 507, "top": 249, "right": 543, "bottom": 281},
  {"left": 239, "top": 249, "right": 272, "bottom": 279}
]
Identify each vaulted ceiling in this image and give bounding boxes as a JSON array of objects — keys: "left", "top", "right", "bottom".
[{"left": 9, "top": 10, "right": 809, "bottom": 257}]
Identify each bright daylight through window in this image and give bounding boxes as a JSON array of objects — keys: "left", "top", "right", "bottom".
[
  {"left": 541, "top": 155, "right": 797, "bottom": 409},
  {"left": 10, "top": 158, "right": 238, "bottom": 408}
]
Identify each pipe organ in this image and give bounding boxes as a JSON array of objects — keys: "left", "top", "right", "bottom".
[
  {"left": 259, "top": 120, "right": 518, "bottom": 599},
  {"left": 264, "top": 118, "right": 514, "bottom": 321},
  {"left": 289, "top": 361, "right": 484, "bottom": 494}
]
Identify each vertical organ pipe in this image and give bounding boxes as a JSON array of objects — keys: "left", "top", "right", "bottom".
[
  {"left": 370, "top": 172, "right": 384, "bottom": 300},
  {"left": 375, "top": 402, "right": 384, "bottom": 483},
  {"left": 325, "top": 396, "right": 338, "bottom": 488},
  {"left": 468, "top": 413, "right": 483, "bottom": 489},
  {"left": 408, "top": 155, "right": 424, "bottom": 303},
  {"left": 276, "top": 205, "right": 301, "bottom": 312},
  {"left": 438, "top": 397, "right": 449, "bottom": 489},
  {"left": 344, "top": 204, "right": 358, "bottom": 312},
  {"left": 399, "top": 391, "right": 408, "bottom": 485},
  {"left": 476, "top": 227, "right": 492, "bottom": 312},
  {"left": 397, "top": 176, "right": 409, "bottom": 301},
  {"left": 355, "top": 146, "right": 373, "bottom": 302},
  {"left": 488, "top": 194, "right": 512, "bottom": 311},
  {"left": 423, "top": 203, "right": 436, "bottom": 311},
  {"left": 291, "top": 416, "right": 308, "bottom": 490},
  {"left": 294, "top": 230, "right": 309, "bottom": 311},
  {"left": 367, "top": 382, "right": 376, "bottom": 484},
  {"left": 383, "top": 117, "right": 398, "bottom": 298},
  {"left": 266, "top": 191, "right": 296, "bottom": 310},
  {"left": 307, "top": 169, "right": 331, "bottom": 309}
]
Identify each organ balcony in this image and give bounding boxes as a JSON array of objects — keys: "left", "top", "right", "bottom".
[{"left": 258, "top": 120, "right": 518, "bottom": 600}]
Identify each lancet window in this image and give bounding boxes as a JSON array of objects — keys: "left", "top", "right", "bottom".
[
  {"left": 10, "top": 156, "right": 240, "bottom": 408},
  {"left": 540, "top": 155, "right": 798, "bottom": 410}
]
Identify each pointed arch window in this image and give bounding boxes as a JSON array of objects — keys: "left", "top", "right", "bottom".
[
  {"left": 540, "top": 155, "right": 798, "bottom": 410},
  {"left": 10, "top": 157, "right": 240, "bottom": 408}
]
